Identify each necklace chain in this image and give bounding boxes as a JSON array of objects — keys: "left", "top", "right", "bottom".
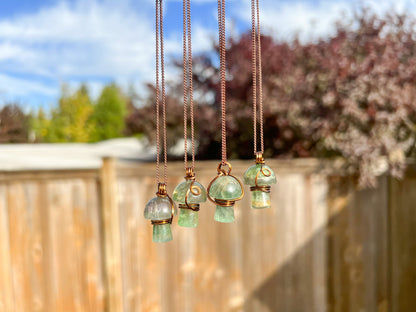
[
  {"left": 183, "top": 0, "right": 195, "bottom": 171},
  {"left": 155, "top": 0, "right": 168, "bottom": 185},
  {"left": 217, "top": 0, "right": 227, "bottom": 164},
  {"left": 251, "top": 0, "right": 264, "bottom": 155}
]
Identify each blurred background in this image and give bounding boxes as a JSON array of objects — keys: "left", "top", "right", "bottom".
[{"left": 0, "top": 0, "right": 415, "bottom": 311}]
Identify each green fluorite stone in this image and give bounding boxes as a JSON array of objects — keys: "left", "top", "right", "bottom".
[
  {"left": 178, "top": 209, "right": 199, "bottom": 227},
  {"left": 153, "top": 224, "right": 172, "bottom": 243},
  {"left": 172, "top": 180, "right": 207, "bottom": 203},
  {"left": 173, "top": 180, "right": 207, "bottom": 228},
  {"left": 251, "top": 191, "right": 271, "bottom": 209},
  {"left": 244, "top": 164, "right": 276, "bottom": 209},
  {"left": 214, "top": 205, "right": 235, "bottom": 223},
  {"left": 208, "top": 175, "right": 243, "bottom": 200},
  {"left": 209, "top": 175, "right": 242, "bottom": 223},
  {"left": 144, "top": 195, "right": 177, "bottom": 220},
  {"left": 243, "top": 164, "right": 276, "bottom": 186}
]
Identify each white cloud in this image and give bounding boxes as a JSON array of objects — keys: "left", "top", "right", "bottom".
[
  {"left": 235, "top": 0, "right": 416, "bottom": 42},
  {"left": 0, "top": 74, "right": 57, "bottom": 97},
  {"left": 0, "top": 0, "right": 184, "bottom": 104},
  {"left": 2, "top": 0, "right": 416, "bottom": 107}
]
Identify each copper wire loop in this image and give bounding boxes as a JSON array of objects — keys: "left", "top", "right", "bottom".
[
  {"left": 179, "top": 203, "right": 200, "bottom": 211},
  {"left": 255, "top": 152, "right": 265, "bottom": 164},
  {"left": 217, "top": 161, "right": 232, "bottom": 175},
  {"left": 184, "top": 180, "right": 202, "bottom": 210},
  {"left": 185, "top": 167, "right": 196, "bottom": 180},
  {"left": 156, "top": 183, "right": 167, "bottom": 196}
]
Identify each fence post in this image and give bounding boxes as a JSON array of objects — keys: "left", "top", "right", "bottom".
[{"left": 101, "top": 157, "right": 123, "bottom": 312}]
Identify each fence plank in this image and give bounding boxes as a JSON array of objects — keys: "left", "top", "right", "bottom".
[
  {"left": 327, "top": 176, "right": 389, "bottom": 312},
  {"left": 7, "top": 183, "right": 33, "bottom": 312},
  {"left": 0, "top": 184, "right": 14, "bottom": 312},
  {"left": 389, "top": 174, "right": 416, "bottom": 312},
  {"left": 101, "top": 157, "right": 124, "bottom": 312}
]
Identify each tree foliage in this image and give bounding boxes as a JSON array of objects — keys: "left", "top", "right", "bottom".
[
  {"left": 127, "top": 9, "right": 416, "bottom": 186},
  {"left": 90, "top": 83, "right": 127, "bottom": 142},
  {"left": 30, "top": 82, "right": 129, "bottom": 143},
  {"left": 40, "top": 84, "right": 94, "bottom": 142}
]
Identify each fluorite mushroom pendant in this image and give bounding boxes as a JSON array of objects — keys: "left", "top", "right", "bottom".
[
  {"left": 243, "top": 153, "right": 276, "bottom": 209},
  {"left": 207, "top": 162, "right": 244, "bottom": 223},
  {"left": 144, "top": 183, "right": 177, "bottom": 243},
  {"left": 173, "top": 168, "right": 207, "bottom": 227}
]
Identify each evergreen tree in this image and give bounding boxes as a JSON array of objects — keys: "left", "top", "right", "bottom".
[{"left": 90, "top": 83, "right": 127, "bottom": 142}]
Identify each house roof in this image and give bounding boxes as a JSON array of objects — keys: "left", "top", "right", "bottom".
[{"left": 0, "top": 138, "right": 154, "bottom": 171}]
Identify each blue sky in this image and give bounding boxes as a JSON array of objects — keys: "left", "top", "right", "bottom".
[{"left": 0, "top": 0, "right": 413, "bottom": 110}]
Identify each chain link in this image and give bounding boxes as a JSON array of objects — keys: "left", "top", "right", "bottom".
[
  {"left": 183, "top": 0, "right": 189, "bottom": 171},
  {"left": 183, "top": 0, "right": 196, "bottom": 171},
  {"left": 155, "top": 0, "right": 168, "bottom": 185},
  {"left": 155, "top": 0, "right": 160, "bottom": 184},
  {"left": 217, "top": 0, "right": 227, "bottom": 164},
  {"left": 251, "top": 0, "right": 264, "bottom": 154}
]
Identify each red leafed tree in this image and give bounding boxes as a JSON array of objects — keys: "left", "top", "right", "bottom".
[
  {"left": 126, "top": 9, "right": 416, "bottom": 186},
  {"left": 0, "top": 104, "right": 30, "bottom": 143}
]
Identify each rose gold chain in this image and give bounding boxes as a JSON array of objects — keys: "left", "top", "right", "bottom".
[
  {"left": 251, "top": 0, "right": 257, "bottom": 155},
  {"left": 217, "top": 0, "right": 227, "bottom": 164},
  {"left": 183, "top": 0, "right": 195, "bottom": 171},
  {"left": 155, "top": 0, "right": 160, "bottom": 184},
  {"left": 155, "top": 0, "right": 168, "bottom": 184},
  {"left": 251, "top": 0, "right": 264, "bottom": 154},
  {"left": 183, "top": 0, "right": 188, "bottom": 171},
  {"left": 257, "top": 0, "right": 264, "bottom": 154},
  {"left": 187, "top": 0, "right": 196, "bottom": 169}
]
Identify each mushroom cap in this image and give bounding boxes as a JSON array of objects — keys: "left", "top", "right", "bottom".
[
  {"left": 144, "top": 195, "right": 177, "bottom": 220},
  {"left": 243, "top": 164, "right": 276, "bottom": 186},
  {"left": 172, "top": 180, "right": 207, "bottom": 204},
  {"left": 208, "top": 175, "right": 243, "bottom": 200}
]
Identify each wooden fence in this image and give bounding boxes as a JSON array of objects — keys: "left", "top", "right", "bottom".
[{"left": 0, "top": 158, "right": 414, "bottom": 312}]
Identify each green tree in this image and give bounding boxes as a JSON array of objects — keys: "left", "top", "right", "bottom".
[
  {"left": 30, "top": 107, "right": 50, "bottom": 142},
  {"left": 47, "top": 84, "right": 94, "bottom": 142},
  {"left": 90, "top": 83, "right": 127, "bottom": 142}
]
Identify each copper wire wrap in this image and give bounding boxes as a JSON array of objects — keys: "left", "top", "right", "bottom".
[
  {"left": 207, "top": 162, "right": 245, "bottom": 207},
  {"left": 250, "top": 159, "right": 272, "bottom": 193},
  {"left": 180, "top": 168, "right": 201, "bottom": 211},
  {"left": 251, "top": 0, "right": 264, "bottom": 155},
  {"left": 152, "top": 183, "right": 175, "bottom": 225},
  {"left": 179, "top": 203, "right": 200, "bottom": 212},
  {"left": 255, "top": 152, "right": 265, "bottom": 164},
  {"left": 155, "top": 0, "right": 168, "bottom": 185}
]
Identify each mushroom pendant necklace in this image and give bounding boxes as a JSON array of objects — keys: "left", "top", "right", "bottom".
[
  {"left": 144, "top": 0, "right": 177, "bottom": 243},
  {"left": 243, "top": 0, "right": 276, "bottom": 209},
  {"left": 172, "top": 0, "right": 207, "bottom": 227},
  {"left": 207, "top": 0, "right": 244, "bottom": 223}
]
